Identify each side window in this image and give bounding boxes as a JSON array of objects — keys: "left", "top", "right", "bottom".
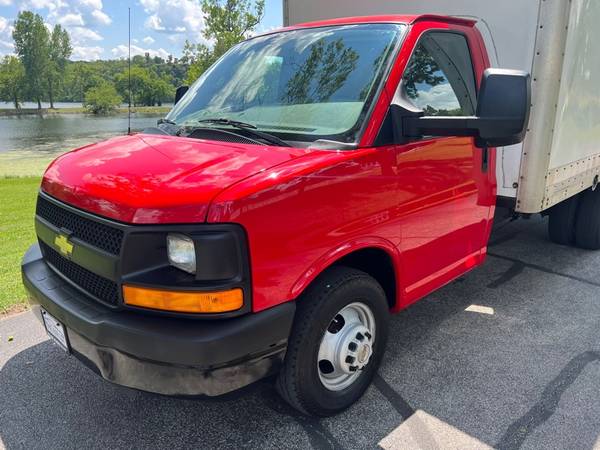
[{"left": 403, "top": 32, "right": 477, "bottom": 116}]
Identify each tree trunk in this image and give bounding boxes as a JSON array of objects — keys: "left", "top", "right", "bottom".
[
  {"left": 48, "top": 81, "right": 54, "bottom": 109},
  {"left": 13, "top": 95, "right": 19, "bottom": 110},
  {"left": 37, "top": 97, "right": 42, "bottom": 109}
]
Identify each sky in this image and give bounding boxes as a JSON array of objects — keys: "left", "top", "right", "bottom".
[{"left": 0, "top": 0, "right": 283, "bottom": 61}]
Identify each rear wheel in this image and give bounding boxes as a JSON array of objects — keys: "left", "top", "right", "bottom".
[
  {"left": 575, "top": 188, "right": 600, "bottom": 250},
  {"left": 548, "top": 194, "right": 580, "bottom": 245},
  {"left": 276, "top": 266, "right": 389, "bottom": 416}
]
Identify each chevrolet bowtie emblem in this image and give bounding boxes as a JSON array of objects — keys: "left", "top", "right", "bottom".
[{"left": 54, "top": 234, "right": 74, "bottom": 258}]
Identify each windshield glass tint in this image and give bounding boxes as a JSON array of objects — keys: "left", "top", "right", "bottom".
[{"left": 167, "top": 24, "right": 404, "bottom": 143}]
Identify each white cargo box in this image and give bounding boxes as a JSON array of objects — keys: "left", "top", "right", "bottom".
[{"left": 284, "top": 0, "right": 600, "bottom": 213}]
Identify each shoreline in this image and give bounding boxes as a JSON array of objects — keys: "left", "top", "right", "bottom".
[{"left": 0, "top": 106, "right": 171, "bottom": 117}]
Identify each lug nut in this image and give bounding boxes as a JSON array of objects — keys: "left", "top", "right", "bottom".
[
  {"left": 349, "top": 366, "right": 358, "bottom": 372},
  {"left": 345, "top": 355, "right": 355, "bottom": 364},
  {"left": 365, "top": 331, "right": 372, "bottom": 340},
  {"left": 348, "top": 342, "right": 358, "bottom": 351}
]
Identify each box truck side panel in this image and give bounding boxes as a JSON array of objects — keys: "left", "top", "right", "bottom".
[
  {"left": 514, "top": 0, "right": 572, "bottom": 213},
  {"left": 541, "top": 0, "right": 600, "bottom": 210},
  {"left": 284, "top": 0, "right": 542, "bottom": 200}
]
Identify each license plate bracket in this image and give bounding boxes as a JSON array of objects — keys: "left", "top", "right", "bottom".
[{"left": 41, "top": 308, "right": 70, "bottom": 353}]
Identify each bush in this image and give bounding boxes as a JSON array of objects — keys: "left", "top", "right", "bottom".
[{"left": 84, "top": 83, "right": 122, "bottom": 114}]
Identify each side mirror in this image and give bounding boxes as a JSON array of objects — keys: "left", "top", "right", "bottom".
[
  {"left": 175, "top": 85, "right": 189, "bottom": 104},
  {"left": 401, "top": 69, "right": 531, "bottom": 148}
]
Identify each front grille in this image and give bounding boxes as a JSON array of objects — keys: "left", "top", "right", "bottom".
[
  {"left": 40, "top": 241, "right": 119, "bottom": 306},
  {"left": 36, "top": 195, "right": 124, "bottom": 255}
]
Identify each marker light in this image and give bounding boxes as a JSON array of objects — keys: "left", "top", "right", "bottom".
[{"left": 123, "top": 285, "right": 243, "bottom": 313}]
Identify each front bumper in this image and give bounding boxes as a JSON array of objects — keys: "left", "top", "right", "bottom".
[{"left": 22, "top": 243, "right": 295, "bottom": 396}]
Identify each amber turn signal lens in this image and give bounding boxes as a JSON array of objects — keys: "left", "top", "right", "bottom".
[{"left": 122, "top": 285, "right": 243, "bottom": 313}]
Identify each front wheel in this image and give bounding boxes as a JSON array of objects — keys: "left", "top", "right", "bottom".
[{"left": 276, "top": 266, "right": 390, "bottom": 416}]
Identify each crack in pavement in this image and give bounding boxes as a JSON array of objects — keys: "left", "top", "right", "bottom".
[{"left": 496, "top": 351, "right": 600, "bottom": 450}]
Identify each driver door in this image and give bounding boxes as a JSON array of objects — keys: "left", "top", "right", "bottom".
[{"left": 392, "top": 28, "right": 495, "bottom": 306}]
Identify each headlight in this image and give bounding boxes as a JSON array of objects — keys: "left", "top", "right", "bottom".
[{"left": 167, "top": 233, "right": 196, "bottom": 274}]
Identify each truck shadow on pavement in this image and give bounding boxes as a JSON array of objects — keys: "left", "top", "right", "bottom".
[{"left": 2, "top": 217, "right": 600, "bottom": 449}]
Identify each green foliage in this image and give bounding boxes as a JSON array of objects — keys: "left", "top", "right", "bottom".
[
  {"left": 84, "top": 82, "right": 122, "bottom": 114},
  {"left": 115, "top": 65, "right": 173, "bottom": 106},
  {"left": 0, "top": 56, "right": 25, "bottom": 109},
  {"left": 12, "top": 11, "right": 50, "bottom": 108},
  {"left": 183, "top": 41, "right": 215, "bottom": 84},
  {"left": 64, "top": 63, "right": 105, "bottom": 102},
  {"left": 5, "top": 6, "right": 269, "bottom": 109},
  {"left": 46, "top": 24, "right": 72, "bottom": 108},
  {"left": 185, "top": 0, "right": 264, "bottom": 84}
]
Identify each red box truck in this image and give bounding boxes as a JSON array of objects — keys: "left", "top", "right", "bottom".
[{"left": 23, "top": 3, "right": 599, "bottom": 416}]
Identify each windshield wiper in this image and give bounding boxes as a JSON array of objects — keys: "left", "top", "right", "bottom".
[
  {"left": 196, "top": 118, "right": 291, "bottom": 147},
  {"left": 197, "top": 118, "right": 256, "bottom": 129}
]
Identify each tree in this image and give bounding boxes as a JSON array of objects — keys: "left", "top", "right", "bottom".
[
  {"left": 84, "top": 82, "right": 122, "bottom": 114},
  {"left": 46, "top": 25, "right": 72, "bottom": 108},
  {"left": 115, "top": 66, "right": 173, "bottom": 106},
  {"left": 0, "top": 56, "right": 26, "bottom": 109},
  {"left": 65, "top": 63, "right": 104, "bottom": 102},
  {"left": 185, "top": 0, "right": 264, "bottom": 84},
  {"left": 12, "top": 11, "right": 50, "bottom": 109},
  {"left": 183, "top": 41, "right": 214, "bottom": 84}
]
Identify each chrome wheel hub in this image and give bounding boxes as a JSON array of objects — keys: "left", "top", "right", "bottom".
[{"left": 317, "top": 302, "right": 376, "bottom": 391}]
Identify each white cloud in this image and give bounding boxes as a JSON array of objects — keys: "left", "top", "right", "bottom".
[
  {"left": 91, "top": 9, "right": 111, "bottom": 25},
  {"left": 0, "top": 0, "right": 12, "bottom": 6},
  {"left": 58, "top": 13, "right": 85, "bottom": 27},
  {"left": 78, "top": 0, "right": 102, "bottom": 9},
  {"left": 0, "top": 40, "right": 14, "bottom": 55},
  {"left": 22, "top": 0, "right": 111, "bottom": 46},
  {"left": 412, "top": 83, "right": 461, "bottom": 112},
  {"left": 0, "top": 16, "right": 14, "bottom": 56},
  {"left": 111, "top": 44, "right": 170, "bottom": 60},
  {"left": 142, "top": 36, "right": 155, "bottom": 44},
  {"left": 140, "top": 0, "right": 208, "bottom": 44},
  {"left": 22, "top": 0, "right": 64, "bottom": 10},
  {"left": 71, "top": 45, "right": 103, "bottom": 61},
  {"left": 69, "top": 26, "right": 103, "bottom": 44},
  {"left": 0, "top": 16, "right": 8, "bottom": 34}
]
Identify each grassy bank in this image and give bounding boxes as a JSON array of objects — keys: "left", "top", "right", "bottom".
[
  {"left": 0, "top": 152, "right": 58, "bottom": 178},
  {"left": 0, "top": 177, "right": 40, "bottom": 314},
  {"left": 0, "top": 105, "right": 171, "bottom": 117}
]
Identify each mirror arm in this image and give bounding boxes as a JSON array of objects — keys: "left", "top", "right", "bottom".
[{"left": 403, "top": 116, "right": 480, "bottom": 138}]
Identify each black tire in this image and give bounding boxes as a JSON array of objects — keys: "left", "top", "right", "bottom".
[
  {"left": 575, "top": 188, "right": 600, "bottom": 250},
  {"left": 276, "top": 266, "right": 390, "bottom": 417},
  {"left": 548, "top": 195, "right": 580, "bottom": 245}
]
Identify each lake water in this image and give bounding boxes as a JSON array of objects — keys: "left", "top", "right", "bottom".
[
  {"left": 0, "top": 112, "right": 166, "bottom": 177},
  {"left": 0, "top": 101, "right": 84, "bottom": 109}
]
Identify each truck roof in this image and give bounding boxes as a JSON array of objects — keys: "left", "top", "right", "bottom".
[{"left": 285, "top": 14, "right": 476, "bottom": 31}]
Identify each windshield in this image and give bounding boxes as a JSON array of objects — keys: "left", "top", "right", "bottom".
[{"left": 167, "top": 24, "right": 405, "bottom": 144}]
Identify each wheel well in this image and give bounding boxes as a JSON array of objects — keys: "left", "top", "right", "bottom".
[{"left": 333, "top": 248, "right": 397, "bottom": 309}]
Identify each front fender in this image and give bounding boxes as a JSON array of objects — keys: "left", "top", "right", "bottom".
[{"left": 289, "top": 236, "right": 404, "bottom": 310}]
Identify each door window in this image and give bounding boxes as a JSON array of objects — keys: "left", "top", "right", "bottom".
[{"left": 403, "top": 32, "right": 477, "bottom": 116}]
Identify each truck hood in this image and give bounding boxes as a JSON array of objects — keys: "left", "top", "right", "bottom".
[{"left": 41, "top": 134, "right": 310, "bottom": 223}]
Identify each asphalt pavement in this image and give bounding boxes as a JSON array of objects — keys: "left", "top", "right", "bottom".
[{"left": 1, "top": 216, "right": 599, "bottom": 449}]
